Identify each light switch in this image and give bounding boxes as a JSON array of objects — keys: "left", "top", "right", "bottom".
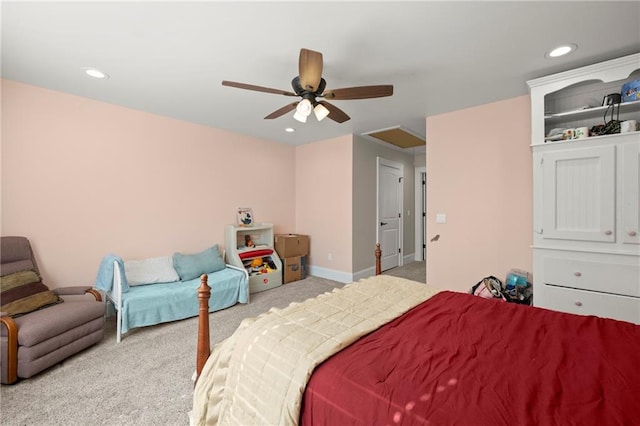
[{"left": 436, "top": 213, "right": 447, "bottom": 224}]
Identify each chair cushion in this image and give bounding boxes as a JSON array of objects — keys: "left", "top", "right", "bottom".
[
  {"left": 7, "top": 300, "right": 105, "bottom": 347},
  {"left": 0, "top": 237, "right": 38, "bottom": 275},
  {"left": 1, "top": 259, "right": 36, "bottom": 277},
  {"left": 1, "top": 270, "right": 40, "bottom": 292},
  {"left": 0, "top": 271, "right": 61, "bottom": 317},
  {"left": 17, "top": 327, "right": 104, "bottom": 379},
  {"left": 18, "top": 316, "right": 105, "bottom": 363}
]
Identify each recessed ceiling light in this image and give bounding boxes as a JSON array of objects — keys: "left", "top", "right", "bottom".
[
  {"left": 82, "top": 67, "right": 109, "bottom": 79},
  {"left": 285, "top": 128, "right": 295, "bottom": 133},
  {"left": 546, "top": 44, "right": 577, "bottom": 58}
]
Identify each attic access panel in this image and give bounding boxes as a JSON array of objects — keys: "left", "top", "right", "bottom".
[{"left": 362, "top": 126, "right": 425, "bottom": 149}]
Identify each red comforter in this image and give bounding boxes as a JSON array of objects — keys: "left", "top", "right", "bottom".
[{"left": 301, "top": 291, "right": 640, "bottom": 425}]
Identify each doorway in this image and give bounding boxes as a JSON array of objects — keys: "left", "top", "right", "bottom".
[
  {"left": 415, "top": 167, "right": 426, "bottom": 261},
  {"left": 377, "top": 157, "right": 404, "bottom": 272}
]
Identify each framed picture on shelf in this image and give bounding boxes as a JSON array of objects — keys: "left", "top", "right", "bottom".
[{"left": 237, "top": 208, "right": 253, "bottom": 227}]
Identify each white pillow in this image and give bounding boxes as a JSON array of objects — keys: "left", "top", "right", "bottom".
[{"left": 124, "top": 256, "right": 180, "bottom": 286}]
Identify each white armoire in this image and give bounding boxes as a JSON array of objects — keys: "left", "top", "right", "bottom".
[{"left": 527, "top": 53, "right": 640, "bottom": 324}]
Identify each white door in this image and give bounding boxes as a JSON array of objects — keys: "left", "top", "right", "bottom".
[{"left": 377, "top": 158, "right": 403, "bottom": 271}]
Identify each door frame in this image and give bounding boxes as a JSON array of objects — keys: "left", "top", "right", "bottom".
[
  {"left": 376, "top": 157, "right": 404, "bottom": 269},
  {"left": 414, "top": 166, "right": 426, "bottom": 261}
]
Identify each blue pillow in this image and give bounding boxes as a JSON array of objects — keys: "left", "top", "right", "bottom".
[{"left": 172, "top": 245, "right": 226, "bottom": 281}]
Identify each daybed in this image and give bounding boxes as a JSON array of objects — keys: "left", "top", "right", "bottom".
[
  {"left": 191, "top": 248, "right": 640, "bottom": 425},
  {"left": 96, "top": 245, "right": 248, "bottom": 342}
]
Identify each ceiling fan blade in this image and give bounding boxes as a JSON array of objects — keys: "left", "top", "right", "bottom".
[
  {"left": 323, "top": 85, "right": 393, "bottom": 100},
  {"left": 299, "top": 48, "right": 323, "bottom": 92},
  {"left": 222, "top": 80, "right": 296, "bottom": 96},
  {"left": 318, "top": 101, "right": 350, "bottom": 123},
  {"left": 264, "top": 102, "right": 298, "bottom": 119}
]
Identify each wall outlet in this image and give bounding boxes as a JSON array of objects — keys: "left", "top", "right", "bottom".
[
  {"left": 436, "top": 213, "right": 447, "bottom": 224},
  {"left": 327, "top": 253, "right": 332, "bottom": 261}
]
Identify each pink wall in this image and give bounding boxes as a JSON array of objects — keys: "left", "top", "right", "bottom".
[
  {"left": 426, "top": 96, "right": 532, "bottom": 292},
  {"left": 2, "top": 79, "right": 533, "bottom": 290},
  {"left": 295, "top": 135, "right": 353, "bottom": 275},
  {"left": 1, "top": 80, "right": 295, "bottom": 287}
]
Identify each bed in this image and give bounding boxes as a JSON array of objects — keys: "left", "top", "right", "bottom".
[{"left": 191, "top": 250, "right": 640, "bottom": 425}]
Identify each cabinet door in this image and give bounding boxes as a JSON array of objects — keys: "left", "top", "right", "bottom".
[
  {"left": 542, "top": 145, "right": 616, "bottom": 242},
  {"left": 622, "top": 142, "right": 640, "bottom": 245}
]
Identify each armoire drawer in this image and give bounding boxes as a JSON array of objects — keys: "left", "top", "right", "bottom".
[
  {"left": 543, "top": 256, "right": 640, "bottom": 297},
  {"left": 541, "top": 285, "right": 640, "bottom": 324}
]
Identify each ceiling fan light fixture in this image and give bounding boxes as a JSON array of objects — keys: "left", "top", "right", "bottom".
[
  {"left": 313, "top": 103, "right": 330, "bottom": 121},
  {"left": 223, "top": 48, "right": 392, "bottom": 124},
  {"left": 296, "top": 99, "right": 312, "bottom": 115},
  {"left": 293, "top": 110, "right": 307, "bottom": 123},
  {"left": 293, "top": 99, "right": 312, "bottom": 122}
]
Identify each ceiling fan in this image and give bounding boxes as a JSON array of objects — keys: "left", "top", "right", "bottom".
[{"left": 222, "top": 48, "right": 393, "bottom": 124}]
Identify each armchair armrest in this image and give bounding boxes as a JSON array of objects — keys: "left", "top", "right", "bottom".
[
  {"left": 54, "top": 287, "right": 102, "bottom": 302},
  {"left": 0, "top": 314, "right": 18, "bottom": 384}
]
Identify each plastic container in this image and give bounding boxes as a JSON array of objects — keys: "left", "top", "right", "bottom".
[
  {"left": 505, "top": 269, "right": 530, "bottom": 290},
  {"left": 621, "top": 79, "right": 640, "bottom": 103}
]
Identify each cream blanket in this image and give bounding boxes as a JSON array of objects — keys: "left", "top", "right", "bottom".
[{"left": 191, "top": 275, "right": 440, "bottom": 426}]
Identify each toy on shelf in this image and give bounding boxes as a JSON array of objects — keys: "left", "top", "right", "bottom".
[
  {"left": 243, "top": 256, "right": 277, "bottom": 276},
  {"left": 237, "top": 208, "right": 253, "bottom": 227}
]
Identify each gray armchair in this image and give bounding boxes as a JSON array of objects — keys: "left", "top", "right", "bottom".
[{"left": 1, "top": 236, "right": 105, "bottom": 384}]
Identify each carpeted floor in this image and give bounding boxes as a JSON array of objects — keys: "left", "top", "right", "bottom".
[
  {"left": 384, "top": 259, "right": 426, "bottom": 283},
  {"left": 0, "top": 262, "right": 425, "bottom": 426}
]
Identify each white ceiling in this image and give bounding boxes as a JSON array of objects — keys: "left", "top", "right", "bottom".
[{"left": 2, "top": 1, "right": 639, "bottom": 147}]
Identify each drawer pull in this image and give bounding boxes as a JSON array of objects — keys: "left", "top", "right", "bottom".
[
  {"left": 629, "top": 231, "right": 638, "bottom": 237},
  {"left": 604, "top": 230, "right": 613, "bottom": 236},
  {"left": 574, "top": 301, "right": 583, "bottom": 307},
  {"left": 574, "top": 272, "right": 582, "bottom": 277}
]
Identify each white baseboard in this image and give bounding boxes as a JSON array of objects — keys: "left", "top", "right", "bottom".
[
  {"left": 309, "top": 256, "right": 420, "bottom": 284},
  {"left": 352, "top": 266, "right": 376, "bottom": 282},
  {"left": 307, "top": 265, "right": 353, "bottom": 283},
  {"left": 403, "top": 253, "right": 415, "bottom": 264}
]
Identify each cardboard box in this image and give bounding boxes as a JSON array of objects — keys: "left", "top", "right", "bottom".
[
  {"left": 275, "top": 234, "right": 309, "bottom": 258},
  {"left": 282, "top": 256, "right": 302, "bottom": 284}
]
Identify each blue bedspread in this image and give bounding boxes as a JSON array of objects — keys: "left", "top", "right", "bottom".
[
  {"left": 95, "top": 254, "right": 128, "bottom": 292},
  {"left": 120, "top": 267, "right": 247, "bottom": 334}
]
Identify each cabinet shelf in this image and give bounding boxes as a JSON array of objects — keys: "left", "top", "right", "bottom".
[
  {"left": 545, "top": 99, "right": 640, "bottom": 125},
  {"left": 542, "top": 130, "right": 640, "bottom": 144}
]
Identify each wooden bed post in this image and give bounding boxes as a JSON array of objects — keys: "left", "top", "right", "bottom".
[
  {"left": 196, "top": 274, "right": 211, "bottom": 381},
  {"left": 375, "top": 243, "right": 382, "bottom": 276}
]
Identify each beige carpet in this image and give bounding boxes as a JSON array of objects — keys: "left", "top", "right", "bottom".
[
  {"left": 0, "top": 262, "right": 425, "bottom": 426},
  {"left": 383, "top": 260, "right": 426, "bottom": 282}
]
